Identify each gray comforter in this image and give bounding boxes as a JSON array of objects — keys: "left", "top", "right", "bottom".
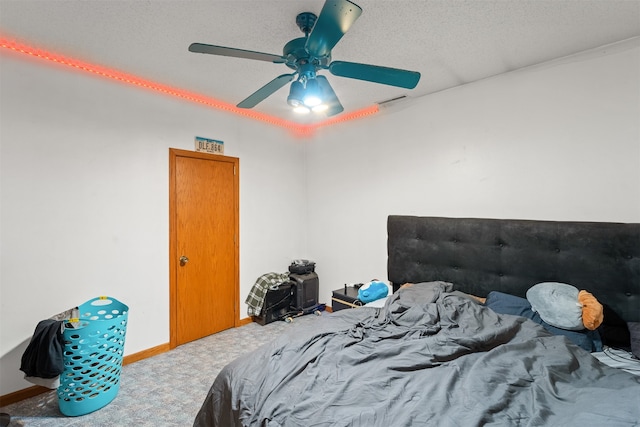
[{"left": 193, "top": 282, "right": 640, "bottom": 426}]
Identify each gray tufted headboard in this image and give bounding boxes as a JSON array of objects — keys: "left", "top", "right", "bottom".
[{"left": 387, "top": 216, "right": 640, "bottom": 322}]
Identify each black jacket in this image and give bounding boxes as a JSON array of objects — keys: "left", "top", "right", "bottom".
[{"left": 20, "top": 319, "right": 65, "bottom": 379}]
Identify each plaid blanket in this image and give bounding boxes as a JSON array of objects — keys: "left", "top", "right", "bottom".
[{"left": 246, "top": 272, "right": 291, "bottom": 317}]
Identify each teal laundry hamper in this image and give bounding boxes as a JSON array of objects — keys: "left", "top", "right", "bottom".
[{"left": 57, "top": 296, "right": 129, "bottom": 416}]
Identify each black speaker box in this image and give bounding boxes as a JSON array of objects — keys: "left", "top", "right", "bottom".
[{"left": 289, "top": 272, "right": 319, "bottom": 311}]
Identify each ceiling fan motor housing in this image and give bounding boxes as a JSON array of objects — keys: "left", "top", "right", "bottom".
[{"left": 283, "top": 37, "right": 331, "bottom": 71}]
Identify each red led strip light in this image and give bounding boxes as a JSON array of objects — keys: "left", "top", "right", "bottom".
[
  {"left": 0, "top": 37, "right": 378, "bottom": 135},
  {"left": 313, "top": 105, "right": 379, "bottom": 129}
]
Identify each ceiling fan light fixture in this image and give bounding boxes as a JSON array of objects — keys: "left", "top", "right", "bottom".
[
  {"left": 303, "top": 95, "right": 323, "bottom": 107},
  {"left": 287, "top": 80, "right": 305, "bottom": 107},
  {"left": 293, "top": 105, "right": 311, "bottom": 114},
  {"left": 302, "top": 78, "right": 323, "bottom": 107},
  {"left": 312, "top": 104, "right": 329, "bottom": 113}
]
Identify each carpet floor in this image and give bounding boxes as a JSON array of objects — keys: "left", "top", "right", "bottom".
[{"left": 0, "top": 314, "right": 320, "bottom": 426}]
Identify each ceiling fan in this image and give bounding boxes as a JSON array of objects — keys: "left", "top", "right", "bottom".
[{"left": 188, "top": 0, "right": 421, "bottom": 117}]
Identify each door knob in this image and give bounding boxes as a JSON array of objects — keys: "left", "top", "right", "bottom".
[{"left": 179, "top": 256, "right": 189, "bottom": 266}]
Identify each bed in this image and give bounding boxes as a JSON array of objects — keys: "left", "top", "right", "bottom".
[{"left": 194, "top": 216, "right": 640, "bottom": 426}]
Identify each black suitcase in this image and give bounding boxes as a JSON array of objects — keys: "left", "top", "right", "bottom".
[{"left": 254, "top": 283, "right": 293, "bottom": 326}]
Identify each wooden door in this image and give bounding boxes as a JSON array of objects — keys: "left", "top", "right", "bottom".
[{"left": 169, "top": 148, "right": 239, "bottom": 347}]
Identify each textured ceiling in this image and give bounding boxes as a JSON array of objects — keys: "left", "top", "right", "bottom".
[{"left": 1, "top": 0, "right": 639, "bottom": 124}]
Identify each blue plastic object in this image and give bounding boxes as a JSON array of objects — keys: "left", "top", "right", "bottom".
[
  {"left": 357, "top": 281, "right": 389, "bottom": 303},
  {"left": 57, "top": 296, "right": 128, "bottom": 417}
]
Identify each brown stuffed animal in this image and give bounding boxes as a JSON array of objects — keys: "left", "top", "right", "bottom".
[{"left": 578, "top": 290, "right": 604, "bottom": 330}]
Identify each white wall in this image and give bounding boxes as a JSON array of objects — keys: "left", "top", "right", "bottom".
[
  {"left": 306, "top": 38, "right": 640, "bottom": 304},
  {"left": 0, "top": 54, "right": 307, "bottom": 395}
]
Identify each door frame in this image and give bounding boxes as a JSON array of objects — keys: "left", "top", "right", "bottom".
[{"left": 169, "top": 148, "right": 240, "bottom": 349}]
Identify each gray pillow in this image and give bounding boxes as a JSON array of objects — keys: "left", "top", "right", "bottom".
[{"left": 526, "top": 282, "right": 584, "bottom": 331}]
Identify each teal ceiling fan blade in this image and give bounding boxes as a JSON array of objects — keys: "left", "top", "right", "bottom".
[
  {"left": 329, "top": 61, "right": 421, "bottom": 89},
  {"left": 189, "top": 43, "right": 286, "bottom": 64},
  {"left": 305, "top": 0, "right": 362, "bottom": 58},
  {"left": 316, "top": 76, "right": 344, "bottom": 116},
  {"left": 237, "top": 74, "right": 296, "bottom": 108}
]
